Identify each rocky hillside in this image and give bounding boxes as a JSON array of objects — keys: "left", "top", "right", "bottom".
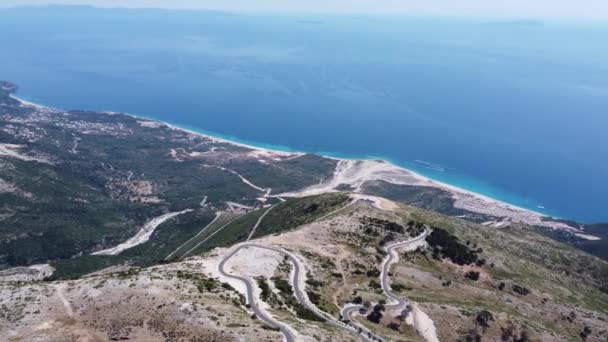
[{"left": 2, "top": 197, "right": 607, "bottom": 342}]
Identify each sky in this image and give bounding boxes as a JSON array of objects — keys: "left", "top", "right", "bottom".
[{"left": 1, "top": 0, "right": 608, "bottom": 20}]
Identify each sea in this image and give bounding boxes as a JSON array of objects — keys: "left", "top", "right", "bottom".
[{"left": 1, "top": 6, "right": 607, "bottom": 222}]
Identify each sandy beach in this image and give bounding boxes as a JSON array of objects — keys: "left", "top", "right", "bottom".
[{"left": 13, "top": 96, "right": 582, "bottom": 232}]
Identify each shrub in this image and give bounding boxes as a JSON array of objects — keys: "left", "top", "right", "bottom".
[
  {"left": 256, "top": 277, "right": 271, "bottom": 301},
  {"left": 387, "top": 322, "right": 400, "bottom": 331},
  {"left": 294, "top": 303, "right": 325, "bottom": 322},
  {"left": 306, "top": 290, "right": 322, "bottom": 305},
  {"left": 366, "top": 269, "right": 381, "bottom": 277},
  {"left": 272, "top": 277, "right": 293, "bottom": 295},
  {"left": 465, "top": 271, "right": 480, "bottom": 281},
  {"left": 306, "top": 278, "right": 324, "bottom": 288},
  {"left": 366, "top": 310, "right": 383, "bottom": 324},
  {"left": 580, "top": 326, "right": 592, "bottom": 340},
  {"left": 512, "top": 284, "right": 530, "bottom": 295},
  {"left": 391, "top": 283, "right": 409, "bottom": 292},
  {"left": 476, "top": 310, "right": 494, "bottom": 328}
]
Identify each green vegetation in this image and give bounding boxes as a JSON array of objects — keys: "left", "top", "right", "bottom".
[
  {"left": 0, "top": 82, "right": 338, "bottom": 270},
  {"left": 512, "top": 284, "right": 530, "bottom": 296},
  {"left": 167, "top": 213, "right": 239, "bottom": 261},
  {"left": 253, "top": 193, "right": 350, "bottom": 238},
  {"left": 475, "top": 310, "right": 494, "bottom": 328},
  {"left": 48, "top": 210, "right": 216, "bottom": 279},
  {"left": 224, "top": 155, "right": 336, "bottom": 195},
  {"left": 293, "top": 303, "right": 326, "bottom": 322},
  {"left": 175, "top": 270, "right": 230, "bottom": 293},
  {"left": 178, "top": 208, "right": 270, "bottom": 258},
  {"left": 390, "top": 283, "right": 409, "bottom": 292},
  {"left": 426, "top": 227, "right": 481, "bottom": 266},
  {"left": 271, "top": 276, "right": 325, "bottom": 322},
  {"left": 537, "top": 223, "right": 608, "bottom": 262},
  {"left": 465, "top": 271, "right": 480, "bottom": 281},
  {"left": 362, "top": 180, "right": 483, "bottom": 218},
  {"left": 366, "top": 303, "right": 384, "bottom": 324},
  {"left": 272, "top": 277, "right": 293, "bottom": 296},
  {"left": 256, "top": 277, "right": 272, "bottom": 301},
  {"left": 386, "top": 204, "right": 608, "bottom": 341}
]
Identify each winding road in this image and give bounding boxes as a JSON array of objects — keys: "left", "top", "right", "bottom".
[
  {"left": 218, "top": 244, "right": 296, "bottom": 342},
  {"left": 215, "top": 198, "right": 423, "bottom": 342},
  {"left": 381, "top": 230, "right": 429, "bottom": 309},
  {"left": 218, "top": 243, "right": 370, "bottom": 342},
  {"left": 340, "top": 229, "right": 429, "bottom": 341}
]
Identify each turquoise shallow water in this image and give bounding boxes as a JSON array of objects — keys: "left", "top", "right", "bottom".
[
  {"left": 128, "top": 118, "right": 568, "bottom": 219},
  {"left": 1, "top": 6, "right": 607, "bottom": 222}
]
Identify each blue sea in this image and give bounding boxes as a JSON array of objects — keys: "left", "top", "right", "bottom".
[{"left": 1, "top": 6, "right": 607, "bottom": 222}]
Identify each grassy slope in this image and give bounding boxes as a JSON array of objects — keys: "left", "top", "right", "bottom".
[
  {"left": 253, "top": 193, "right": 351, "bottom": 238},
  {"left": 190, "top": 209, "right": 270, "bottom": 254},
  {"left": 50, "top": 209, "right": 216, "bottom": 279},
  {"left": 297, "top": 201, "right": 607, "bottom": 341},
  {"left": 225, "top": 155, "right": 337, "bottom": 195},
  {"left": 187, "top": 193, "right": 352, "bottom": 255},
  {"left": 397, "top": 205, "right": 608, "bottom": 341},
  {"left": 167, "top": 212, "right": 241, "bottom": 259},
  {"left": 50, "top": 194, "right": 350, "bottom": 279}
]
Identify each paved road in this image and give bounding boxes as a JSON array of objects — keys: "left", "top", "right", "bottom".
[
  {"left": 381, "top": 230, "right": 428, "bottom": 310},
  {"left": 218, "top": 244, "right": 296, "bottom": 342},
  {"left": 218, "top": 243, "right": 369, "bottom": 342},
  {"left": 340, "top": 230, "right": 429, "bottom": 342},
  {"left": 215, "top": 197, "right": 390, "bottom": 342}
]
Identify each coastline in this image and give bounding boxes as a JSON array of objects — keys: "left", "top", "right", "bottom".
[
  {"left": 9, "top": 94, "right": 59, "bottom": 111},
  {"left": 134, "top": 116, "right": 557, "bottom": 221},
  {"left": 140, "top": 118, "right": 554, "bottom": 219},
  {"left": 10, "top": 93, "right": 579, "bottom": 231},
  {"left": 139, "top": 116, "right": 551, "bottom": 219}
]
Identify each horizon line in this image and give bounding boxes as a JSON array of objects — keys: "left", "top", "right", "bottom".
[{"left": 1, "top": 3, "right": 607, "bottom": 23}]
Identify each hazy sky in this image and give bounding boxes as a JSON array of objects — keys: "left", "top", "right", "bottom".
[{"left": 1, "top": 0, "right": 608, "bottom": 19}]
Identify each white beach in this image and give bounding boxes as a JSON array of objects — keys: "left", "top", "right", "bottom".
[{"left": 13, "top": 96, "right": 581, "bottom": 232}]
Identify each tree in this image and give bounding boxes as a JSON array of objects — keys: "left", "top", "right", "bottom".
[
  {"left": 374, "top": 303, "right": 385, "bottom": 312},
  {"left": 366, "top": 310, "right": 383, "bottom": 324}
]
